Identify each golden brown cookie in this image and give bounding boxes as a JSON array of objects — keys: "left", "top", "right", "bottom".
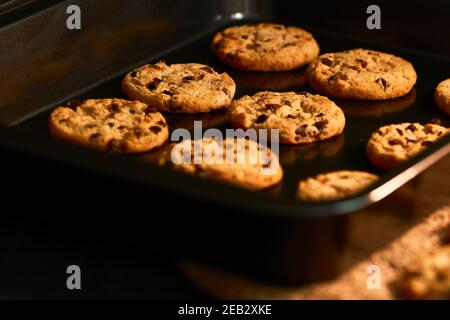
[
  {"left": 159, "top": 137, "right": 283, "bottom": 191},
  {"left": 122, "top": 61, "right": 236, "bottom": 113},
  {"left": 228, "top": 91, "right": 345, "bottom": 144},
  {"left": 366, "top": 123, "right": 449, "bottom": 170},
  {"left": 212, "top": 23, "right": 320, "bottom": 72},
  {"left": 307, "top": 49, "right": 417, "bottom": 100},
  {"left": 398, "top": 246, "right": 450, "bottom": 300},
  {"left": 297, "top": 170, "right": 378, "bottom": 201},
  {"left": 49, "top": 99, "right": 169, "bottom": 153},
  {"left": 435, "top": 78, "right": 450, "bottom": 115}
]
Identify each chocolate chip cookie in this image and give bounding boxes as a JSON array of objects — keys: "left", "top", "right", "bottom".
[
  {"left": 212, "top": 23, "right": 320, "bottom": 72},
  {"left": 366, "top": 123, "right": 449, "bottom": 170},
  {"left": 122, "top": 61, "right": 236, "bottom": 113},
  {"left": 159, "top": 137, "right": 283, "bottom": 191},
  {"left": 307, "top": 49, "right": 417, "bottom": 100},
  {"left": 399, "top": 246, "right": 450, "bottom": 300},
  {"left": 435, "top": 78, "right": 450, "bottom": 115},
  {"left": 228, "top": 91, "right": 345, "bottom": 144},
  {"left": 297, "top": 170, "right": 378, "bottom": 201},
  {"left": 49, "top": 98, "right": 169, "bottom": 153}
]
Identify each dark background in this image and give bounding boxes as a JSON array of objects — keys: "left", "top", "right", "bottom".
[{"left": 0, "top": 0, "right": 449, "bottom": 299}]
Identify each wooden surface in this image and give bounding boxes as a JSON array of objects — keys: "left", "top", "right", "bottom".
[{"left": 180, "top": 154, "right": 450, "bottom": 299}]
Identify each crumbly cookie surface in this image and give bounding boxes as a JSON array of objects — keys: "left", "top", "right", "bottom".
[
  {"left": 122, "top": 61, "right": 236, "bottom": 113},
  {"left": 212, "top": 23, "right": 320, "bottom": 72},
  {"left": 435, "top": 78, "right": 450, "bottom": 115},
  {"left": 366, "top": 123, "right": 449, "bottom": 170},
  {"left": 307, "top": 49, "right": 417, "bottom": 100},
  {"left": 49, "top": 98, "right": 169, "bottom": 153},
  {"left": 399, "top": 246, "right": 450, "bottom": 300},
  {"left": 297, "top": 170, "right": 378, "bottom": 201},
  {"left": 159, "top": 137, "right": 283, "bottom": 191},
  {"left": 228, "top": 91, "right": 345, "bottom": 144}
]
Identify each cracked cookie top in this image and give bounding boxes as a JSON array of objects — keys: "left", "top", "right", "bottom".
[
  {"left": 49, "top": 98, "right": 169, "bottom": 153},
  {"left": 122, "top": 61, "right": 236, "bottom": 113},
  {"left": 366, "top": 122, "right": 449, "bottom": 170},
  {"left": 307, "top": 48, "right": 417, "bottom": 100},
  {"left": 212, "top": 23, "right": 320, "bottom": 72},
  {"left": 297, "top": 170, "right": 378, "bottom": 201},
  {"left": 228, "top": 91, "right": 345, "bottom": 144}
]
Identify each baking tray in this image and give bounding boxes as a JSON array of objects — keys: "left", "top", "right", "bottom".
[{"left": 0, "top": 0, "right": 449, "bottom": 283}]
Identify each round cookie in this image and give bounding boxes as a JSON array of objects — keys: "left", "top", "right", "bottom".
[
  {"left": 435, "top": 78, "right": 450, "bottom": 115},
  {"left": 366, "top": 123, "right": 449, "bottom": 170},
  {"left": 307, "top": 48, "right": 417, "bottom": 100},
  {"left": 399, "top": 246, "right": 450, "bottom": 300},
  {"left": 297, "top": 170, "right": 378, "bottom": 201},
  {"left": 122, "top": 61, "right": 236, "bottom": 113},
  {"left": 212, "top": 23, "right": 320, "bottom": 72},
  {"left": 159, "top": 137, "right": 283, "bottom": 191},
  {"left": 228, "top": 91, "right": 345, "bottom": 144},
  {"left": 49, "top": 98, "right": 169, "bottom": 153}
]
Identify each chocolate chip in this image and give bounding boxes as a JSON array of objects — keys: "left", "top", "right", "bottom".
[
  {"left": 396, "top": 128, "right": 403, "bottom": 136},
  {"left": 147, "top": 78, "right": 162, "bottom": 90},
  {"left": 222, "top": 88, "right": 229, "bottom": 96},
  {"left": 262, "top": 160, "right": 272, "bottom": 168},
  {"left": 406, "top": 124, "right": 417, "bottom": 132},
  {"left": 182, "top": 75, "right": 195, "bottom": 82},
  {"left": 130, "top": 71, "right": 137, "bottom": 77},
  {"left": 241, "top": 35, "right": 248, "bottom": 39},
  {"left": 296, "top": 124, "right": 308, "bottom": 137},
  {"left": 150, "top": 126, "right": 162, "bottom": 134},
  {"left": 316, "top": 112, "right": 324, "bottom": 117},
  {"left": 376, "top": 78, "right": 389, "bottom": 90},
  {"left": 197, "top": 74, "right": 206, "bottom": 81},
  {"left": 107, "top": 122, "right": 114, "bottom": 128},
  {"left": 226, "top": 53, "right": 235, "bottom": 61},
  {"left": 314, "top": 120, "right": 328, "bottom": 131},
  {"left": 85, "top": 124, "right": 96, "bottom": 129},
  {"left": 89, "top": 133, "right": 101, "bottom": 142},
  {"left": 287, "top": 114, "right": 296, "bottom": 119},
  {"left": 322, "top": 58, "right": 333, "bottom": 66},
  {"left": 108, "top": 139, "right": 121, "bottom": 151},
  {"left": 134, "top": 129, "right": 143, "bottom": 138},
  {"left": 109, "top": 104, "right": 119, "bottom": 112},
  {"left": 356, "top": 59, "right": 368, "bottom": 68},
  {"left": 266, "top": 104, "right": 280, "bottom": 111},
  {"left": 388, "top": 139, "right": 401, "bottom": 146},
  {"left": 255, "top": 114, "right": 268, "bottom": 124},
  {"left": 66, "top": 99, "right": 81, "bottom": 109},
  {"left": 156, "top": 120, "right": 166, "bottom": 127},
  {"left": 162, "top": 90, "right": 173, "bottom": 96},
  {"left": 421, "top": 140, "right": 433, "bottom": 147},
  {"left": 348, "top": 65, "right": 358, "bottom": 71},
  {"left": 118, "top": 125, "right": 128, "bottom": 130}
]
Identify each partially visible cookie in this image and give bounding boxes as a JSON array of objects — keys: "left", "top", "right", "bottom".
[
  {"left": 228, "top": 91, "right": 345, "bottom": 144},
  {"left": 307, "top": 49, "right": 417, "bottom": 100},
  {"left": 297, "top": 170, "right": 378, "bottom": 201},
  {"left": 435, "top": 78, "right": 450, "bottom": 115},
  {"left": 398, "top": 246, "right": 450, "bottom": 300},
  {"left": 122, "top": 61, "right": 236, "bottom": 113},
  {"left": 212, "top": 23, "right": 320, "bottom": 72},
  {"left": 159, "top": 137, "right": 283, "bottom": 191},
  {"left": 49, "top": 98, "right": 169, "bottom": 153},
  {"left": 366, "top": 123, "right": 449, "bottom": 170}
]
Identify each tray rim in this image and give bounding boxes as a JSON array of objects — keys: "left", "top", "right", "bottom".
[{"left": 0, "top": 16, "right": 449, "bottom": 219}]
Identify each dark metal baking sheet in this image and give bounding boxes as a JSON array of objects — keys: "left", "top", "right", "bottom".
[{"left": 2, "top": 21, "right": 450, "bottom": 217}]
